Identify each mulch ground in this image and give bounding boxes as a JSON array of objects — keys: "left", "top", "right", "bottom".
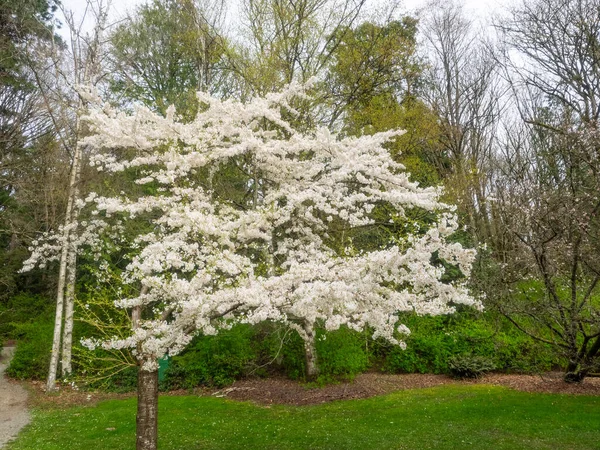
[
  {"left": 24, "top": 371, "right": 600, "bottom": 409},
  {"left": 212, "top": 372, "right": 600, "bottom": 406}
]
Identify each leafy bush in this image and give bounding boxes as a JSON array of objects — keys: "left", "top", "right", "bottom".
[
  {"left": 0, "top": 293, "right": 53, "bottom": 340},
  {"left": 448, "top": 354, "right": 495, "bottom": 378},
  {"left": 162, "top": 323, "right": 371, "bottom": 389},
  {"left": 315, "top": 327, "right": 369, "bottom": 381},
  {"left": 163, "top": 324, "right": 258, "bottom": 389},
  {"left": 6, "top": 319, "right": 53, "bottom": 380},
  {"left": 259, "top": 325, "right": 306, "bottom": 380},
  {"left": 382, "top": 312, "right": 558, "bottom": 376}
]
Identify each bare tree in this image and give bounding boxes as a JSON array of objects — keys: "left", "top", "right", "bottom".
[
  {"left": 491, "top": 114, "right": 600, "bottom": 382},
  {"left": 421, "top": 1, "right": 503, "bottom": 245},
  {"left": 488, "top": 0, "right": 600, "bottom": 381},
  {"left": 497, "top": 0, "right": 600, "bottom": 126}
]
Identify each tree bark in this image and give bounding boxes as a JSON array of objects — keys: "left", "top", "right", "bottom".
[
  {"left": 47, "top": 272, "right": 65, "bottom": 391},
  {"left": 61, "top": 155, "right": 82, "bottom": 377},
  {"left": 61, "top": 242, "right": 77, "bottom": 376},
  {"left": 137, "top": 367, "right": 159, "bottom": 450},
  {"left": 303, "top": 321, "right": 319, "bottom": 381},
  {"left": 564, "top": 335, "right": 600, "bottom": 383},
  {"left": 46, "top": 136, "right": 82, "bottom": 392}
]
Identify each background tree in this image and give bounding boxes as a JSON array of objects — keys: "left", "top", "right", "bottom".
[
  {"left": 109, "top": 0, "right": 231, "bottom": 118},
  {"left": 0, "top": 0, "right": 61, "bottom": 301},
  {"left": 421, "top": 1, "right": 503, "bottom": 246},
  {"left": 485, "top": 0, "right": 600, "bottom": 381},
  {"left": 324, "top": 17, "right": 443, "bottom": 185},
  {"left": 22, "top": 0, "right": 112, "bottom": 389}
]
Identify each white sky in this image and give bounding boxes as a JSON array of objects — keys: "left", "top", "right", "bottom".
[{"left": 58, "top": 0, "right": 510, "bottom": 39}]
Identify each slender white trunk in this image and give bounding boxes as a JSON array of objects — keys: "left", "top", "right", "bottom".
[
  {"left": 47, "top": 260, "right": 66, "bottom": 391},
  {"left": 46, "top": 139, "right": 82, "bottom": 391},
  {"left": 61, "top": 233, "right": 78, "bottom": 376},
  {"left": 61, "top": 148, "right": 82, "bottom": 377}
]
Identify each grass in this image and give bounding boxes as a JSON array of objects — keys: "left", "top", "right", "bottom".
[{"left": 8, "top": 385, "right": 600, "bottom": 449}]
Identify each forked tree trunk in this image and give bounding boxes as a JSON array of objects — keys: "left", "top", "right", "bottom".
[
  {"left": 46, "top": 142, "right": 81, "bottom": 391},
  {"left": 564, "top": 336, "right": 600, "bottom": 383},
  {"left": 137, "top": 368, "right": 159, "bottom": 450},
  {"left": 303, "top": 321, "right": 319, "bottom": 381}
]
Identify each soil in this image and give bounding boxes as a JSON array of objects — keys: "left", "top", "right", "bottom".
[
  {"left": 0, "top": 346, "right": 30, "bottom": 449},
  {"left": 211, "top": 371, "right": 600, "bottom": 406},
  {"left": 22, "top": 371, "right": 600, "bottom": 410}
]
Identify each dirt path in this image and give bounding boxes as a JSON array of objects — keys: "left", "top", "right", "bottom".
[{"left": 0, "top": 346, "right": 29, "bottom": 449}]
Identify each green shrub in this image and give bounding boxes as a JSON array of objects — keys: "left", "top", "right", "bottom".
[
  {"left": 6, "top": 319, "right": 53, "bottom": 380},
  {"left": 382, "top": 312, "right": 559, "bottom": 376},
  {"left": 448, "top": 354, "right": 496, "bottom": 378},
  {"left": 260, "top": 325, "right": 306, "bottom": 380},
  {"left": 315, "top": 327, "right": 369, "bottom": 382},
  {"left": 448, "top": 354, "right": 495, "bottom": 378},
  {"left": 0, "top": 293, "right": 52, "bottom": 340},
  {"left": 162, "top": 323, "right": 371, "bottom": 389},
  {"left": 163, "top": 324, "right": 257, "bottom": 389}
]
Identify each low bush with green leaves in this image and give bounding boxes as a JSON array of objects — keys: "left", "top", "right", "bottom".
[
  {"left": 162, "top": 324, "right": 258, "bottom": 389},
  {"left": 448, "top": 354, "right": 496, "bottom": 378},
  {"left": 6, "top": 318, "right": 53, "bottom": 380},
  {"left": 0, "top": 293, "right": 53, "bottom": 341},
  {"left": 382, "top": 311, "right": 558, "bottom": 376}
]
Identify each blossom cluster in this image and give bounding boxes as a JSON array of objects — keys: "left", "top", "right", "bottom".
[{"left": 34, "top": 83, "right": 479, "bottom": 371}]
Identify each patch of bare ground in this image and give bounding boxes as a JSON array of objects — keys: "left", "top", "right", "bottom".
[
  {"left": 23, "top": 380, "right": 135, "bottom": 410},
  {"left": 212, "top": 372, "right": 600, "bottom": 405},
  {"left": 17, "top": 371, "right": 600, "bottom": 409}
]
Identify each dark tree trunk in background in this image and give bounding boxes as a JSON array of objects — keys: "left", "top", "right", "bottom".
[{"left": 137, "top": 368, "right": 159, "bottom": 450}]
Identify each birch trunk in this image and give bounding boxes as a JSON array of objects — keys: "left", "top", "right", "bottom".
[
  {"left": 61, "top": 236, "right": 78, "bottom": 376},
  {"left": 46, "top": 139, "right": 82, "bottom": 391},
  {"left": 61, "top": 148, "right": 82, "bottom": 377}
]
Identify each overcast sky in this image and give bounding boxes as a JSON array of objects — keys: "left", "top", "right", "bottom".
[{"left": 58, "top": 0, "right": 510, "bottom": 39}]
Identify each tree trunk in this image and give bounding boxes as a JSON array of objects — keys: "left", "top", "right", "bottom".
[
  {"left": 137, "top": 367, "right": 159, "bottom": 450},
  {"left": 61, "top": 160, "right": 81, "bottom": 377},
  {"left": 565, "top": 336, "right": 600, "bottom": 383},
  {"left": 47, "top": 272, "right": 65, "bottom": 391},
  {"left": 46, "top": 140, "right": 81, "bottom": 392},
  {"left": 564, "top": 365, "right": 585, "bottom": 383},
  {"left": 303, "top": 321, "right": 319, "bottom": 381},
  {"left": 61, "top": 244, "right": 77, "bottom": 376}
]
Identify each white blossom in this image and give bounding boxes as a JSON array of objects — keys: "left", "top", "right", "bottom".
[{"left": 28, "top": 83, "right": 479, "bottom": 370}]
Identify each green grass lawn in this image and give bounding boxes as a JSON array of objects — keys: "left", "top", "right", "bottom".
[{"left": 7, "top": 385, "right": 600, "bottom": 449}]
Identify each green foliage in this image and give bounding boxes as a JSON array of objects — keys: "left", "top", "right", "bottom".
[
  {"left": 109, "top": 0, "right": 228, "bottom": 119},
  {"left": 0, "top": 293, "right": 52, "bottom": 340},
  {"left": 8, "top": 386, "right": 600, "bottom": 450},
  {"left": 448, "top": 354, "right": 495, "bottom": 379},
  {"left": 3, "top": 294, "right": 54, "bottom": 379},
  {"left": 315, "top": 327, "right": 368, "bottom": 381},
  {"left": 383, "top": 312, "right": 558, "bottom": 375},
  {"left": 260, "top": 325, "right": 306, "bottom": 380},
  {"left": 68, "top": 287, "right": 139, "bottom": 392},
  {"left": 0, "top": 0, "right": 58, "bottom": 87},
  {"left": 162, "top": 323, "right": 371, "bottom": 389},
  {"left": 163, "top": 324, "right": 258, "bottom": 389},
  {"left": 6, "top": 316, "right": 53, "bottom": 380}
]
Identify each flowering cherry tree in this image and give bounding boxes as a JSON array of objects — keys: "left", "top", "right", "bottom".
[{"left": 25, "top": 83, "right": 478, "bottom": 450}]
